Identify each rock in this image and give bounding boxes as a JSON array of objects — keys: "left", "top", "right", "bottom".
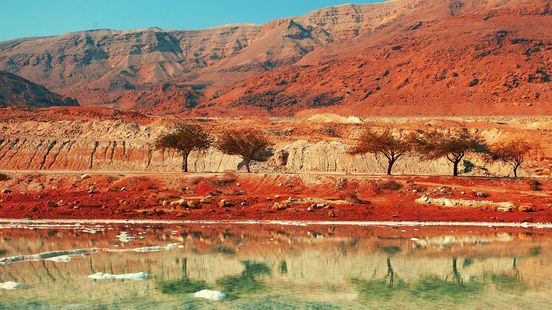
[
  {"left": 307, "top": 206, "right": 314, "bottom": 212},
  {"left": 120, "top": 187, "right": 126, "bottom": 191},
  {"left": 328, "top": 210, "right": 337, "bottom": 217},
  {"left": 497, "top": 206, "right": 513, "bottom": 212},
  {"left": 415, "top": 195, "right": 432, "bottom": 205},
  {"left": 274, "top": 194, "right": 281, "bottom": 199},
  {"left": 1, "top": 189, "right": 11, "bottom": 194},
  {"left": 518, "top": 204, "right": 535, "bottom": 212},
  {"left": 87, "top": 186, "right": 96, "bottom": 194},
  {"left": 475, "top": 192, "right": 489, "bottom": 198},
  {"left": 170, "top": 199, "right": 186, "bottom": 206},
  {"left": 162, "top": 200, "right": 169, "bottom": 207},
  {"left": 80, "top": 174, "right": 91, "bottom": 180},
  {"left": 272, "top": 202, "right": 287, "bottom": 211},
  {"left": 193, "top": 289, "right": 226, "bottom": 301},
  {"left": 312, "top": 203, "right": 326, "bottom": 209},
  {"left": 218, "top": 199, "right": 230, "bottom": 208},
  {"left": 47, "top": 201, "right": 58, "bottom": 208},
  {"left": 187, "top": 200, "right": 202, "bottom": 209},
  {"left": 57, "top": 200, "right": 65, "bottom": 206}
]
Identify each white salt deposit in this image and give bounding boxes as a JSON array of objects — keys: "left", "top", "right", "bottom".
[
  {"left": 0, "top": 281, "right": 22, "bottom": 290},
  {"left": 193, "top": 289, "right": 226, "bottom": 300},
  {"left": 88, "top": 272, "right": 149, "bottom": 280},
  {"left": 46, "top": 255, "right": 72, "bottom": 262}
]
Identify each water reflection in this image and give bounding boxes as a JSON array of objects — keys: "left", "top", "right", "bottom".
[{"left": 1, "top": 223, "right": 552, "bottom": 309}]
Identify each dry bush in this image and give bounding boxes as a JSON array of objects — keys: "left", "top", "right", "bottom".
[
  {"left": 528, "top": 180, "right": 542, "bottom": 191},
  {"left": 377, "top": 180, "right": 404, "bottom": 191}
]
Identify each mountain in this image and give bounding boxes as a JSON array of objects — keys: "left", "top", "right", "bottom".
[
  {"left": 209, "top": 0, "right": 552, "bottom": 116},
  {"left": 0, "top": 1, "right": 406, "bottom": 106},
  {"left": 0, "top": 71, "right": 78, "bottom": 108},
  {"left": 0, "top": 0, "right": 551, "bottom": 115}
]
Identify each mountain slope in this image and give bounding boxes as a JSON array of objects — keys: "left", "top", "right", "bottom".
[
  {"left": 0, "top": 0, "right": 551, "bottom": 115},
  {"left": 208, "top": 0, "right": 552, "bottom": 116},
  {"left": 0, "top": 1, "right": 409, "bottom": 106},
  {"left": 0, "top": 71, "right": 78, "bottom": 108}
]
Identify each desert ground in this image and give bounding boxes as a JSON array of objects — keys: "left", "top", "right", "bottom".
[{"left": 0, "top": 107, "right": 550, "bottom": 223}]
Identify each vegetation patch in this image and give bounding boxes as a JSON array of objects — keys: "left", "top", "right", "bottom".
[
  {"left": 409, "top": 275, "right": 484, "bottom": 301},
  {"left": 157, "top": 278, "right": 208, "bottom": 295}
]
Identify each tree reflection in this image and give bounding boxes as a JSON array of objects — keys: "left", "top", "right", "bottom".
[
  {"left": 411, "top": 257, "right": 484, "bottom": 301},
  {"left": 157, "top": 257, "right": 209, "bottom": 295},
  {"left": 352, "top": 257, "right": 406, "bottom": 301},
  {"left": 216, "top": 260, "right": 272, "bottom": 299},
  {"left": 489, "top": 257, "right": 527, "bottom": 291}
]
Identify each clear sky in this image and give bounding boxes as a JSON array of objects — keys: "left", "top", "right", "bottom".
[{"left": 0, "top": 0, "right": 385, "bottom": 42}]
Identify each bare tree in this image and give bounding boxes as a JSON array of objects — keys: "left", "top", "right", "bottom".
[
  {"left": 487, "top": 140, "right": 534, "bottom": 178},
  {"left": 155, "top": 124, "right": 211, "bottom": 172},
  {"left": 217, "top": 129, "right": 271, "bottom": 172},
  {"left": 414, "top": 129, "right": 487, "bottom": 177},
  {"left": 351, "top": 128, "right": 413, "bottom": 175}
]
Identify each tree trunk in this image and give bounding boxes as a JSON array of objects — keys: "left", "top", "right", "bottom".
[
  {"left": 181, "top": 151, "right": 189, "bottom": 172},
  {"left": 245, "top": 160, "right": 251, "bottom": 173},
  {"left": 513, "top": 163, "right": 520, "bottom": 178},
  {"left": 387, "top": 158, "right": 397, "bottom": 175},
  {"left": 453, "top": 160, "right": 460, "bottom": 177}
]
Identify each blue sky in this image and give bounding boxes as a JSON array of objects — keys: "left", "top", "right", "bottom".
[{"left": 0, "top": 0, "right": 384, "bottom": 41}]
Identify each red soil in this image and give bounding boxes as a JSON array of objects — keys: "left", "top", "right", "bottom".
[{"left": 0, "top": 173, "right": 550, "bottom": 223}]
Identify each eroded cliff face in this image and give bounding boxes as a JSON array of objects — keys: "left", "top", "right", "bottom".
[{"left": 0, "top": 119, "right": 538, "bottom": 176}]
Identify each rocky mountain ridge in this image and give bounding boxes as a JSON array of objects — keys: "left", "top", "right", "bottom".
[
  {"left": 0, "top": 0, "right": 551, "bottom": 115},
  {"left": 0, "top": 71, "right": 78, "bottom": 108}
]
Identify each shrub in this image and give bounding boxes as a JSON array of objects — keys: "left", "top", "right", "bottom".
[
  {"left": 377, "top": 180, "right": 403, "bottom": 191},
  {"left": 528, "top": 180, "right": 542, "bottom": 191}
]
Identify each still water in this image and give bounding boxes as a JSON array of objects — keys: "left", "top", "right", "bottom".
[{"left": 1, "top": 221, "right": 552, "bottom": 309}]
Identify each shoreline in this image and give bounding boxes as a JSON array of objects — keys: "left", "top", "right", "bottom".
[{"left": 1, "top": 218, "right": 552, "bottom": 229}]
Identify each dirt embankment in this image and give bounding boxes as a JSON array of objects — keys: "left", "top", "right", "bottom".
[
  {"left": 0, "top": 172, "right": 550, "bottom": 223},
  {"left": 1, "top": 111, "right": 551, "bottom": 177}
]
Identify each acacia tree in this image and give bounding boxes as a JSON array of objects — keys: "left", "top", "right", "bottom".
[
  {"left": 155, "top": 124, "right": 211, "bottom": 172},
  {"left": 217, "top": 129, "right": 271, "bottom": 173},
  {"left": 415, "top": 129, "right": 487, "bottom": 177},
  {"left": 351, "top": 128, "right": 413, "bottom": 175},
  {"left": 487, "top": 140, "right": 534, "bottom": 178}
]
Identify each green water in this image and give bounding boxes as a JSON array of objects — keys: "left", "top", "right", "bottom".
[{"left": 1, "top": 222, "right": 551, "bottom": 309}]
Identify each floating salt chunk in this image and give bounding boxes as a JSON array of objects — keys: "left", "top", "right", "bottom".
[
  {"left": 193, "top": 289, "right": 226, "bottom": 301},
  {"left": 88, "top": 272, "right": 149, "bottom": 280},
  {"left": 46, "top": 255, "right": 71, "bottom": 262},
  {"left": 410, "top": 238, "right": 420, "bottom": 241},
  {"left": 0, "top": 281, "right": 22, "bottom": 290},
  {"left": 116, "top": 232, "right": 134, "bottom": 243}
]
